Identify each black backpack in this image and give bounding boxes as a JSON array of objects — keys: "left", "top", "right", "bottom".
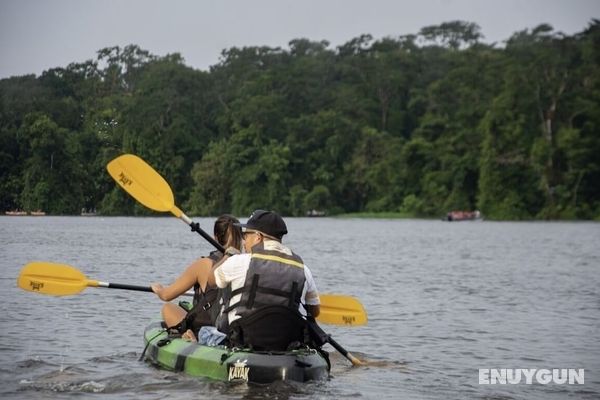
[{"left": 227, "top": 305, "right": 310, "bottom": 351}]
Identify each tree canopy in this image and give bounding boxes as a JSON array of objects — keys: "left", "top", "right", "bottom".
[{"left": 1, "top": 20, "right": 599, "bottom": 219}]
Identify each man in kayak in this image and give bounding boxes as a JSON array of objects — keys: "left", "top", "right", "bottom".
[
  {"left": 212, "top": 209, "right": 321, "bottom": 350},
  {"left": 151, "top": 215, "right": 243, "bottom": 337}
]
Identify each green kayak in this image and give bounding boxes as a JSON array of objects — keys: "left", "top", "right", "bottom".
[{"left": 143, "top": 321, "right": 330, "bottom": 383}]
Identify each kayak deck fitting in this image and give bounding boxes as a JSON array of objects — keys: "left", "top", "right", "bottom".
[{"left": 143, "top": 321, "right": 330, "bottom": 384}]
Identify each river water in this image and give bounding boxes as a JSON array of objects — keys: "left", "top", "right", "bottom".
[{"left": 1, "top": 216, "right": 598, "bottom": 399}]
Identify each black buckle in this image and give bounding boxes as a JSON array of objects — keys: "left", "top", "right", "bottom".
[{"left": 202, "top": 302, "right": 212, "bottom": 311}]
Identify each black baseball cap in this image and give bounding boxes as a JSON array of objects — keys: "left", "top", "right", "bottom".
[{"left": 235, "top": 209, "right": 288, "bottom": 240}]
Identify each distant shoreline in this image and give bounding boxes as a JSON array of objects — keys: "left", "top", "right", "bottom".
[
  {"left": 333, "top": 212, "right": 600, "bottom": 221},
  {"left": 334, "top": 212, "right": 416, "bottom": 219},
  {"left": 2, "top": 212, "right": 599, "bottom": 221}
]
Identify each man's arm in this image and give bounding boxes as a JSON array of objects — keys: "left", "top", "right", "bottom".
[
  {"left": 303, "top": 265, "right": 321, "bottom": 317},
  {"left": 306, "top": 304, "right": 320, "bottom": 318}
]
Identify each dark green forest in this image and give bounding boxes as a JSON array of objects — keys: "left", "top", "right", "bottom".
[{"left": 1, "top": 21, "right": 599, "bottom": 219}]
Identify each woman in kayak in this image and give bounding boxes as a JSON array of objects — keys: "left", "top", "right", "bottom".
[{"left": 151, "top": 214, "right": 242, "bottom": 339}]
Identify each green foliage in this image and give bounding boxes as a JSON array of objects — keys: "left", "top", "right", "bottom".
[
  {"left": 18, "top": 113, "right": 84, "bottom": 214},
  {"left": 288, "top": 185, "right": 308, "bottom": 216},
  {"left": 186, "top": 139, "right": 232, "bottom": 216},
  {"left": 304, "top": 185, "right": 331, "bottom": 212},
  {"left": 419, "top": 20, "right": 483, "bottom": 49},
  {"left": 0, "top": 21, "right": 598, "bottom": 219},
  {"left": 398, "top": 194, "right": 423, "bottom": 216}
]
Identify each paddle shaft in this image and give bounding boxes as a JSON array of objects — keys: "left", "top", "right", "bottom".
[
  {"left": 98, "top": 281, "right": 152, "bottom": 292},
  {"left": 306, "top": 315, "right": 364, "bottom": 366},
  {"left": 192, "top": 224, "right": 224, "bottom": 252},
  {"left": 95, "top": 281, "right": 193, "bottom": 296},
  {"left": 327, "top": 336, "right": 363, "bottom": 366},
  {"left": 180, "top": 214, "right": 225, "bottom": 253}
]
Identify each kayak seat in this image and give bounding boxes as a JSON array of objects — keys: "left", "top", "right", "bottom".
[{"left": 228, "top": 305, "right": 308, "bottom": 352}]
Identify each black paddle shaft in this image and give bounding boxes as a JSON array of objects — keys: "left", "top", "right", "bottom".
[
  {"left": 190, "top": 222, "right": 225, "bottom": 252},
  {"left": 106, "top": 283, "right": 153, "bottom": 292},
  {"left": 307, "top": 316, "right": 362, "bottom": 366}
]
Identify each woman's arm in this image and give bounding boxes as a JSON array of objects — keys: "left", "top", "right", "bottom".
[{"left": 151, "top": 258, "right": 212, "bottom": 301}]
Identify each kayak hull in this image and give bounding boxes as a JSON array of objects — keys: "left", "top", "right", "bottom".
[{"left": 143, "top": 322, "right": 329, "bottom": 384}]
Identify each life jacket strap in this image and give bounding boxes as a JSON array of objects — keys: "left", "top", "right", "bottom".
[
  {"left": 247, "top": 274, "right": 259, "bottom": 309},
  {"left": 288, "top": 281, "right": 298, "bottom": 308}
]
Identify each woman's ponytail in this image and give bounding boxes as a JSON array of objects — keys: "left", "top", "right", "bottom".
[{"left": 214, "top": 214, "right": 242, "bottom": 251}]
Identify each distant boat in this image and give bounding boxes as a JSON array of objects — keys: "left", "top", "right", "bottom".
[
  {"left": 444, "top": 210, "right": 482, "bottom": 221},
  {"left": 306, "top": 209, "right": 326, "bottom": 217},
  {"left": 4, "top": 210, "right": 46, "bottom": 216},
  {"left": 81, "top": 208, "right": 97, "bottom": 216},
  {"left": 5, "top": 210, "right": 27, "bottom": 216}
]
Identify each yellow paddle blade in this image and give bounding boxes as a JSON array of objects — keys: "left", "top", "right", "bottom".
[
  {"left": 17, "top": 262, "right": 94, "bottom": 296},
  {"left": 318, "top": 294, "right": 368, "bottom": 326},
  {"left": 107, "top": 154, "right": 177, "bottom": 215}
]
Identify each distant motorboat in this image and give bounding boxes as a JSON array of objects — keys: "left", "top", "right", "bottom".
[
  {"left": 445, "top": 210, "right": 482, "bottom": 221},
  {"left": 4, "top": 210, "right": 46, "bottom": 216},
  {"left": 81, "top": 208, "right": 97, "bottom": 216},
  {"left": 5, "top": 210, "right": 27, "bottom": 216},
  {"left": 306, "top": 209, "right": 326, "bottom": 217}
]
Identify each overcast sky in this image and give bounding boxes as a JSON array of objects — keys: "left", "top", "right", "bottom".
[{"left": 1, "top": 0, "right": 598, "bottom": 79}]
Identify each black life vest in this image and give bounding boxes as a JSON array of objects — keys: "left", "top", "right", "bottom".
[
  {"left": 177, "top": 250, "right": 223, "bottom": 335},
  {"left": 218, "top": 242, "right": 308, "bottom": 350}
]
